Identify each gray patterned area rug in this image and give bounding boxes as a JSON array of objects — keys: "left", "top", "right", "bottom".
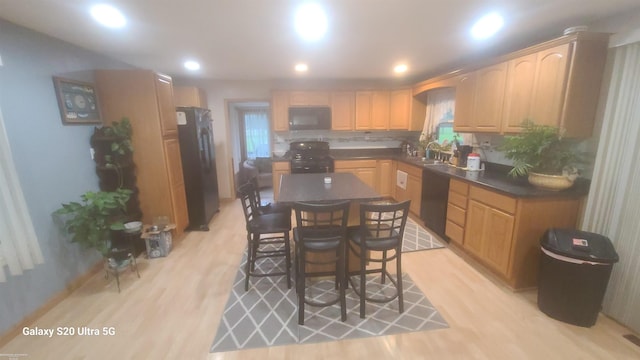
[
  {"left": 210, "top": 255, "right": 448, "bottom": 353},
  {"left": 401, "top": 216, "right": 446, "bottom": 252}
]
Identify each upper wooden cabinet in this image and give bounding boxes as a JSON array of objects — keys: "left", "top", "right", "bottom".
[
  {"left": 271, "top": 90, "right": 289, "bottom": 132},
  {"left": 173, "top": 86, "right": 208, "bottom": 108},
  {"left": 448, "top": 32, "right": 609, "bottom": 137},
  {"left": 355, "top": 91, "right": 390, "bottom": 130},
  {"left": 95, "top": 69, "right": 188, "bottom": 238},
  {"left": 453, "top": 63, "right": 508, "bottom": 133},
  {"left": 389, "top": 89, "right": 427, "bottom": 131},
  {"left": 331, "top": 91, "right": 355, "bottom": 130},
  {"left": 289, "top": 91, "right": 330, "bottom": 106}
]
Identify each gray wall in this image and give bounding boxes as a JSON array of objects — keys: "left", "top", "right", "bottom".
[{"left": 0, "top": 19, "right": 133, "bottom": 334}]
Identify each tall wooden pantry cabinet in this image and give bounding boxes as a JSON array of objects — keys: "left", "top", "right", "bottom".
[{"left": 95, "top": 70, "right": 189, "bottom": 238}]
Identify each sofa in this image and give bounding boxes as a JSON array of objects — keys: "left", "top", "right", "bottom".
[{"left": 239, "top": 157, "right": 273, "bottom": 189}]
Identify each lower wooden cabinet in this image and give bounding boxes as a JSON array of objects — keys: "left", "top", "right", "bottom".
[
  {"left": 272, "top": 161, "right": 290, "bottom": 201},
  {"left": 334, "top": 160, "right": 376, "bottom": 189},
  {"left": 445, "top": 179, "right": 468, "bottom": 245},
  {"left": 394, "top": 162, "right": 422, "bottom": 216},
  {"left": 459, "top": 184, "right": 582, "bottom": 289},
  {"left": 376, "top": 160, "right": 393, "bottom": 197}
]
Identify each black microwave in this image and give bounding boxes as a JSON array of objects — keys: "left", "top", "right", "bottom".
[{"left": 288, "top": 106, "right": 331, "bottom": 130}]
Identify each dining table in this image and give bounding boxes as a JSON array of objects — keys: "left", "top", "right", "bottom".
[{"left": 277, "top": 172, "right": 384, "bottom": 272}]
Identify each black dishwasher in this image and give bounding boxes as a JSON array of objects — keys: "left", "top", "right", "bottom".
[{"left": 420, "top": 169, "right": 450, "bottom": 240}]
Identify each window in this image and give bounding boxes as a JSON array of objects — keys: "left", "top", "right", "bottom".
[{"left": 241, "top": 109, "right": 270, "bottom": 159}]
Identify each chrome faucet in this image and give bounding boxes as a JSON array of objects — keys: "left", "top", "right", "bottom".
[{"left": 425, "top": 141, "right": 440, "bottom": 160}]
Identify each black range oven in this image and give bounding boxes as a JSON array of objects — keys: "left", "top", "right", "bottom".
[{"left": 289, "top": 141, "right": 334, "bottom": 174}]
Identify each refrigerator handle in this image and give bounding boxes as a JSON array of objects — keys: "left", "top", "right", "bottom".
[{"left": 200, "top": 128, "right": 213, "bottom": 172}]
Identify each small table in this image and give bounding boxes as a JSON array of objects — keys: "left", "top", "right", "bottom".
[{"left": 278, "top": 173, "right": 383, "bottom": 272}]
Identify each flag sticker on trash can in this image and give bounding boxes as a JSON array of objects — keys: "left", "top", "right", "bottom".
[{"left": 573, "top": 238, "right": 589, "bottom": 246}]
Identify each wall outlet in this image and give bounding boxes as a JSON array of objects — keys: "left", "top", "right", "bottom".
[{"left": 481, "top": 140, "right": 491, "bottom": 149}]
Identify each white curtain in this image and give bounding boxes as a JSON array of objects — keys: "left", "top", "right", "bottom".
[
  {"left": 421, "top": 88, "right": 455, "bottom": 140},
  {"left": 581, "top": 42, "right": 640, "bottom": 333},
  {"left": 244, "top": 110, "right": 270, "bottom": 159},
  {"left": 0, "top": 107, "right": 44, "bottom": 282}
]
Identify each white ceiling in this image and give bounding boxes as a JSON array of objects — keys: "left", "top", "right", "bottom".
[{"left": 1, "top": 0, "right": 639, "bottom": 82}]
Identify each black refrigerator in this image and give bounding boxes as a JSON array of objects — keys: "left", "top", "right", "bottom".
[{"left": 176, "top": 107, "right": 220, "bottom": 231}]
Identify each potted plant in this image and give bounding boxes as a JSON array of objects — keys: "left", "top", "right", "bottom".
[
  {"left": 54, "top": 189, "right": 132, "bottom": 256},
  {"left": 499, "top": 120, "right": 585, "bottom": 191},
  {"left": 90, "top": 117, "right": 133, "bottom": 167}
]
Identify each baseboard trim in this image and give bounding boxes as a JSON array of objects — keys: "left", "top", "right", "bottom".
[{"left": 0, "top": 261, "right": 102, "bottom": 348}]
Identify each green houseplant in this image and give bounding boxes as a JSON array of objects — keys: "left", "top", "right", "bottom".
[
  {"left": 55, "top": 189, "right": 132, "bottom": 256},
  {"left": 499, "top": 120, "right": 585, "bottom": 190}
]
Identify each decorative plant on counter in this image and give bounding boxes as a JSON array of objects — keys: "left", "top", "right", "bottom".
[
  {"left": 54, "top": 189, "right": 132, "bottom": 256},
  {"left": 499, "top": 120, "right": 586, "bottom": 190}
]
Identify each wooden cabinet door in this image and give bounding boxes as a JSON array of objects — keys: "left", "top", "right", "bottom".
[
  {"left": 406, "top": 174, "right": 422, "bottom": 216},
  {"left": 453, "top": 72, "right": 476, "bottom": 132},
  {"left": 271, "top": 91, "right": 289, "bottom": 131},
  {"left": 503, "top": 53, "right": 538, "bottom": 133},
  {"left": 155, "top": 74, "right": 178, "bottom": 137},
  {"left": 473, "top": 62, "right": 507, "bottom": 132},
  {"left": 530, "top": 43, "right": 570, "bottom": 128},
  {"left": 289, "top": 91, "right": 330, "bottom": 106},
  {"left": 355, "top": 168, "right": 376, "bottom": 189},
  {"left": 174, "top": 86, "right": 208, "bottom": 108},
  {"left": 271, "top": 161, "right": 290, "bottom": 201},
  {"left": 482, "top": 207, "right": 515, "bottom": 275},
  {"left": 163, "top": 138, "right": 188, "bottom": 236},
  {"left": 389, "top": 89, "right": 411, "bottom": 130},
  {"left": 376, "top": 160, "right": 393, "bottom": 197},
  {"left": 464, "top": 199, "right": 487, "bottom": 257},
  {"left": 355, "top": 91, "right": 373, "bottom": 129},
  {"left": 371, "top": 91, "right": 390, "bottom": 130},
  {"left": 331, "top": 91, "right": 355, "bottom": 130}
]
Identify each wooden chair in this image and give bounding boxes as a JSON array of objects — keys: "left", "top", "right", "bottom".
[
  {"left": 292, "top": 200, "right": 350, "bottom": 325},
  {"left": 237, "top": 182, "right": 292, "bottom": 291},
  {"left": 249, "top": 176, "right": 290, "bottom": 216},
  {"left": 347, "top": 200, "right": 410, "bottom": 318}
]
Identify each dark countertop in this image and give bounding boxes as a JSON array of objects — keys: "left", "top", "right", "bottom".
[
  {"left": 273, "top": 148, "right": 590, "bottom": 198},
  {"left": 278, "top": 172, "right": 382, "bottom": 204}
]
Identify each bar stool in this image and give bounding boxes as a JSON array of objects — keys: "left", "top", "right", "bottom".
[
  {"left": 249, "top": 176, "right": 290, "bottom": 215},
  {"left": 237, "top": 182, "right": 292, "bottom": 291},
  {"left": 292, "top": 200, "right": 350, "bottom": 325},
  {"left": 347, "top": 200, "right": 410, "bottom": 318}
]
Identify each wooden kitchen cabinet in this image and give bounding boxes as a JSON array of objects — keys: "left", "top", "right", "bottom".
[
  {"left": 389, "top": 89, "right": 427, "bottom": 131},
  {"left": 453, "top": 63, "right": 507, "bottom": 133},
  {"left": 95, "top": 69, "right": 188, "bottom": 238},
  {"left": 289, "top": 91, "right": 330, "bottom": 106},
  {"left": 271, "top": 161, "right": 290, "bottom": 201},
  {"left": 450, "top": 32, "right": 608, "bottom": 137},
  {"left": 453, "top": 72, "right": 476, "bottom": 132},
  {"left": 445, "top": 179, "right": 468, "bottom": 245},
  {"left": 355, "top": 91, "right": 390, "bottom": 130},
  {"left": 331, "top": 91, "right": 355, "bottom": 130},
  {"left": 376, "top": 159, "right": 393, "bottom": 197},
  {"left": 271, "top": 91, "right": 289, "bottom": 132},
  {"left": 455, "top": 183, "right": 582, "bottom": 289},
  {"left": 394, "top": 162, "right": 422, "bottom": 216},
  {"left": 502, "top": 53, "right": 538, "bottom": 133},
  {"left": 173, "top": 86, "right": 208, "bottom": 108},
  {"left": 334, "top": 160, "right": 376, "bottom": 189}
]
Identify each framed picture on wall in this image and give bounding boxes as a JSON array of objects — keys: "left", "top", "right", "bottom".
[{"left": 52, "top": 76, "right": 102, "bottom": 125}]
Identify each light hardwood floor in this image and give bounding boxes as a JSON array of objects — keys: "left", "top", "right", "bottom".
[{"left": 2, "top": 198, "right": 639, "bottom": 359}]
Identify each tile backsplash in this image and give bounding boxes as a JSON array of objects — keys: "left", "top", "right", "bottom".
[{"left": 273, "top": 130, "right": 421, "bottom": 154}]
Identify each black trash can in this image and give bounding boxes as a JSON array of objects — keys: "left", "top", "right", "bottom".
[{"left": 538, "top": 228, "right": 619, "bottom": 327}]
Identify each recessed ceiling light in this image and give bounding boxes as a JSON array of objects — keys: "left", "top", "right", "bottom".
[
  {"left": 394, "top": 64, "right": 408, "bottom": 74},
  {"left": 295, "top": 63, "right": 308, "bottom": 72},
  {"left": 294, "top": 3, "right": 328, "bottom": 41},
  {"left": 184, "top": 61, "right": 201, "bottom": 71},
  {"left": 471, "top": 12, "right": 504, "bottom": 40},
  {"left": 90, "top": 4, "right": 126, "bottom": 29}
]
